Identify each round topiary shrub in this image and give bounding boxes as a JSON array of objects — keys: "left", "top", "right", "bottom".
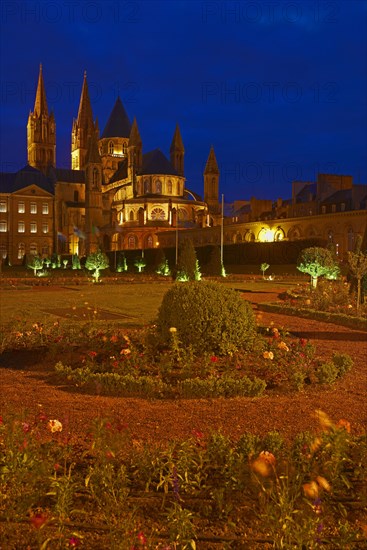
[{"left": 156, "top": 281, "right": 256, "bottom": 355}]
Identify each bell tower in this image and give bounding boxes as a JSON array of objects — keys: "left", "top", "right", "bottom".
[
  {"left": 204, "top": 146, "right": 220, "bottom": 211},
  {"left": 71, "top": 71, "right": 96, "bottom": 170},
  {"left": 27, "top": 64, "right": 56, "bottom": 174}
]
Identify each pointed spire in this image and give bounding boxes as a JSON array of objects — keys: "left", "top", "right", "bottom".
[
  {"left": 86, "top": 131, "right": 101, "bottom": 164},
  {"left": 129, "top": 117, "right": 142, "bottom": 146},
  {"left": 102, "top": 96, "right": 131, "bottom": 138},
  {"left": 170, "top": 124, "right": 184, "bottom": 152},
  {"left": 77, "top": 71, "right": 94, "bottom": 130},
  {"left": 204, "top": 146, "right": 219, "bottom": 174},
  {"left": 34, "top": 63, "right": 48, "bottom": 116}
]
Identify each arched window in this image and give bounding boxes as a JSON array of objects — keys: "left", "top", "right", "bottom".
[
  {"left": 129, "top": 210, "right": 134, "bottom": 221},
  {"left": 178, "top": 208, "right": 187, "bottom": 221},
  {"left": 145, "top": 235, "right": 153, "bottom": 248},
  {"left": 144, "top": 179, "right": 151, "bottom": 193},
  {"left": 30, "top": 243, "right": 38, "bottom": 255},
  {"left": 167, "top": 180, "right": 173, "bottom": 194},
  {"left": 155, "top": 180, "right": 162, "bottom": 194},
  {"left": 18, "top": 243, "right": 25, "bottom": 259},
  {"left": 274, "top": 227, "right": 285, "bottom": 241},
  {"left": 109, "top": 141, "right": 114, "bottom": 155},
  {"left": 128, "top": 235, "right": 137, "bottom": 249},
  {"left": 122, "top": 143, "right": 127, "bottom": 156}
]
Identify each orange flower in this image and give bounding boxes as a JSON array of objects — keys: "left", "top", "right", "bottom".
[
  {"left": 252, "top": 451, "right": 276, "bottom": 477},
  {"left": 314, "top": 409, "right": 333, "bottom": 430},
  {"left": 303, "top": 481, "right": 319, "bottom": 499},
  {"left": 337, "top": 419, "right": 351, "bottom": 433},
  {"left": 263, "top": 351, "right": 274, "bottom": 360},
  {"left": 316, "top": 476, "right": 331, "bottom": 492}
]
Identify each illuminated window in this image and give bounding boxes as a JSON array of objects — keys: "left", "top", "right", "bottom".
[
  {"left": 0, "top": 221, "right": 6, "bottom": 232},
  {"left": 122, "top": 143, "right": 127, "bottom": 155},
  {"left": 151, "top": 208, "right": 165, "bottom": 221},
  {"left": 30, "top": 243, "right": 38, "bottom": 255},
  {"left": 42, "top": 202, "right": 49, "bottom": 214},
  {"left": 144, "top": 179, "right": 151, "bottom": 193},
  {"left": 331, "top": 204, "right": 336, "bottom": 213},
  {"left": 18, "top": 202, "right": 25, "bottom": 213},
  {"left": 18, "top": 221, "right": 25, "bottom": 233},
  {"left": 0, "top": 202, "right": 6, "bottom": 213},
  {"left": 30, "top": 202, "right": 37, "bottom": 214},
  {"left": 167, "top": 180, "right": 172, "bottom": 194},
  {"left": 42, "top": 223, "right": 48, "bottom": 234},
  {"left": 146, "top": 235, "right": 153, "bottom": 248},
  {"left": 30, "top": 222, "right": 37, "bottom": 233},
  {"left": 109, "top": 141, "right": 114, "bottom": 155},
  {"left": 0, "top": 244, "right": 6, "bottom": 259},
  {"left": 18, "top": 242, "right": 25, "bottom": 259},
  {"left": 155, "top": 180, "right": 162, "bottom": 194}
]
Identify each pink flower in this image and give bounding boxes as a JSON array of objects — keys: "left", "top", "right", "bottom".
[{"left": 69, "top": 536, "right": 80, "bottom": 547}]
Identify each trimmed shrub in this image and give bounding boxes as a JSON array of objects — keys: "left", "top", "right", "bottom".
[
  {"left": 316, "top": 361, "right": 339, "bottom": 385},
  {"left": 156, "top": 281, "right": 256, "bottom": 355},
  {"left": 332, "top": 353, "right": 354, "bottom": 377}
]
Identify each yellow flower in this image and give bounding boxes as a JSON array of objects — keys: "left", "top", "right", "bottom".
[
  {"left": 316, "top": 476, "right": 331, "bottom": 492},
  {"left": 120, "top": 348, "right": 131, "bottom": 355},
  {"left": 278, "top": 341, "right": 289, "bottom": 352},
  {"left": 310, "top": 437, "right": 322, "bottom": 453},
  {"left": 263, "top": 351, "right": 274, "bottom": 360},
  {"left": 169, "top": 327, "right": 177, "bottom": 333},
  {"left": 314, "top": 409, "right": 333, "bottom": 430},
  {"left": 303, "top": 481, "right": 319, "bottom": 499},
  {"left": 47, "top": 419, "right": 62, "bottom": 433}
]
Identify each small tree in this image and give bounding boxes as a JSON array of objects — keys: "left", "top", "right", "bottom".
[
  {"left": 206, "top": 246, "right": 222, "bottom": 276},
  {"left": 134, "top": 256, "right": 146, "bottom": 273},
  {"left": 27, "top": 255, "right": 44, "bottom": 276},
  {"left": 260, "top": 262, "right": 270, "bottom": 279},
  {"left": 348, "top": 250, "right": 367, "bottom": 309},
  {"left": 72, "top": 254, "right": 81, "bottom": 270},
  {"left": 176, "top": 238, "right": 197, "bottom": 281},
  {"left": 297, "top": 247, "right": 338, "bottom": 289},
  {"left": 85, "top": 250, "right": 109, "bottom": 283},
  {"left": 116, "top": 252, "right": 128, "bottom": 273}
]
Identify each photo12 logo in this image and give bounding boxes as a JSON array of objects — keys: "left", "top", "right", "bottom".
[
  {"left": 201, "top": 1, "right": 339, "bottom": 24},
  {"left": 1, "top": 1, "right": 141, "bottom": 24}
]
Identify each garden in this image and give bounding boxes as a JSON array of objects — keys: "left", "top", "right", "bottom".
[{"left": 0, "top": 242, "right": 367, "bottom": 549}]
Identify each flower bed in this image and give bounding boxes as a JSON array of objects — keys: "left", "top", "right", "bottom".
[{"left": 1, "top": 410, "right": 366, "bottom": 548}]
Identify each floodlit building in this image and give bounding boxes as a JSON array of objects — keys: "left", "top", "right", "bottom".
[{"left": 0, "top": 65, "right": 366, "bottom": 265}]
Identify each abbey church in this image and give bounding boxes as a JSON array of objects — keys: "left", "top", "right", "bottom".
[
  {"left": 0, "top": 66, "right": 366, "bottom": 265},
  {"left": 0, "top": 65, "right": 220, "bottom": 264}
]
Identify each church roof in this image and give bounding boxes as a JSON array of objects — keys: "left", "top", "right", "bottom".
[
  {"left": 141, "top": 149, "right": 177, "bottom": 176},
  {"left": 0, "top": 165, "right": 54, "bottom": 193},
  {"left": 76, "top": 72, "right": 94, "bottom": 130},
  {"left": 49, "top": 167, "right": 85, "bottom": 184},
  {"left": 296, "top": 183, "right": 317, "bottom": 203},
  {"left": 101, "top": 97, "right": 131, "bottom": 139},
  {"left": 109, "top": 159, "right": 128, "bottom": 183},
  {"left": 170, "top": 124, "right": 184, "bottom": 152}
]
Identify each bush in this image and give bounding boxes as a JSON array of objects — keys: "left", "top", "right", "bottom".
[
  {"left": 156, "top": 281, "right": 256, "bottom": 355},
  {"left": 332, "top": 353, "right": 354, "bottom": 377},
  {"left": 316, "top": 361, "right": 339, "bottom": 384}
]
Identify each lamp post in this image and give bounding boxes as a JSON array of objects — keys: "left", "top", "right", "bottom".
[{"left": 220, "top": 193, "right": 224, "bottom": 265}]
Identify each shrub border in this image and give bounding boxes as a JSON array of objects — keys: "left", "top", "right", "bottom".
[{"left": 257, "top": 302, "right": 367, "bottom": 332}]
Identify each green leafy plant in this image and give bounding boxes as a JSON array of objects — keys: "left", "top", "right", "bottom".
[
  {"left": 85, "top": 250, "right": 109, "bottom": 282},
  {"left": 260, "top": 262, "right": 270, "bottom": 279},
  {"left": 297, "top": 247, "right": 339, "bottom": 289},
  {"left": 27, "top": 255, "right": 44, "bottom": 276},
  {"left": 176, "top": 238, "right": 198, "bottom": 281},
  {"left": 157, "top": 281, "right": 257, "bottom": 355}
]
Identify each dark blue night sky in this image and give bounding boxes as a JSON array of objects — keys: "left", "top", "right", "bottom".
[{"left": 0, "top": 0, "right": 366, "bottom": 203}]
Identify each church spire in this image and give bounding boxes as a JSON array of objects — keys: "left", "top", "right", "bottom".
[
  {"left": 71, "top": 71, "right": 96, "bottom": 170},
  {"left": 204, "top": 146, "right": 219, "bottom": 175},
  {"left": 77, "top": 71, "right": 94, "bottom": 131},
  {"left": 34, "top": 63, "right": 48, "bottom": 116},
  {"left": 204, "top": 146, "right": 220, "bottom": 211},
  {"left": 27, "top": 64, "right": 56, "bottom": 174},
  {"left": 170, "top": 124, "right": 184, "bottom": 176}
]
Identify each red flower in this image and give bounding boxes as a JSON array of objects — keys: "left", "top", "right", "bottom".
[
  {"left": 88, "top": 351, "right": 97, "bottom": 358},
  {"left": 30, "top": 512, "right": 47, "bottom": 529},
  {"left": 137, "top": 531, "right": 147, "bottom": 544},
  {"left": 69, "top": 536, "right": 80, "bottom": 547},
  {"left": 192, "top": 429, "right": 203, "bottom": 439},
  {"left": 299, "top": 338, "right": 307, "bottom": 347},
  {"left": 210, "top": 356, "right": 218, "bottom": 363}
]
